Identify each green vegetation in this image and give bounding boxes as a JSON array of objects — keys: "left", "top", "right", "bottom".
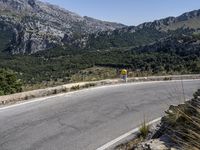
[
  {"left": 0, "top": 30, "right": 13, "bottom": 51},
  {"left": 139, "top": 119, "right": 150, "bottom": 139},
  {"left": 0, "top": 69, "right": 22, "bottom": 95},
  {"left": 87, "top": 27, "right": 167, "bottom": 50},
  {"left": 70, "top": 83, "right": 97, "bottom": 91},
  {"left": 0, "top": 27, "right": 199, "bottom": 94},
  {"left": 192, "top": 32, "right": 200, "bottom": 40},
  {"left": 71, "top": 67, "right": 117, "bottom": 82},
  {"left": 0, "top": 33, "right": 200, "bottom": 90}
]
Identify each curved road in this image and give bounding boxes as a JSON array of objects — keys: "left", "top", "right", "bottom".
[{"left": 0, "top": 80, "right": 200, "bottom": 150}]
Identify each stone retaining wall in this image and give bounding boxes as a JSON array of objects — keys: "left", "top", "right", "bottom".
[{"left": 1, "top": 74, "right": 200, "bottom": 105}]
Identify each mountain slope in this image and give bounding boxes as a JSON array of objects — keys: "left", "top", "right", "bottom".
[
  {"left": 0, "top": 0, "right": 200, "bottom": 54},
  {"left": 87, "top": 9, "right": 200, "bottom": 50},
  {"left": 138, "top": 9, "right": 200, "bottom": 30},
  {"left": 0, "top": 0, "right": 125, "bottom": 54},
  {"left": 1, "top": 34, "right": 200, "bottom": 84}
]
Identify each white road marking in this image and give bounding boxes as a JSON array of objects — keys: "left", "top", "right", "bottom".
[
  {"left": 0, "top": 94, "right": 63, "bottom": 111},
  {"left": 96, "top": 117, "right": 162, "bottom": 150},
  {"left": 0, "top": 79, "right": 198, "bottom": 111},
  {"left": 96, "top": 97, "right": 192, "bottom": 150}
]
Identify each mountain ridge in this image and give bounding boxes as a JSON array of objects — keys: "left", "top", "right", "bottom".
[
  {"left": 87, "top": 8, "right": 200, "bottom": 50},
  {"left": 137, "top": 9, "right": 200, "bottom": 30},
  {"left": 0, "top": 0, "right": 200, "bottom": 54}
]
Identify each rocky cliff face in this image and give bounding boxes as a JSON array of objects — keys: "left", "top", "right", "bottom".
[
  {"left": 0, "top": 0, "right": 125, "bottom": 54},
  {"left": 1, "top": 0, "right": 200, "bottom": 54}
]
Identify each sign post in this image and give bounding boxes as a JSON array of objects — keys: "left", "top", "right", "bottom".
[{"left": 121, "top": 69, "right": 128, "bottom": 82}]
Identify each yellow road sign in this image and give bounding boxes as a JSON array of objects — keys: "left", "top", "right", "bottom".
[{"left": 121, "top": 69, "right": 127, "bottom": 75}]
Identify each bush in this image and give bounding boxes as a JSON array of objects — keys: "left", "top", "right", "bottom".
[
  {"left": 70, "top": 85, "right": 80, "bottom": 91},
  {"left": 82, "top": 83, "right": 96, "bottom": 88},
  {"left": 0, "top": 69, "right": 22, "bottom": 95},
  {"left": 163, "top": 77, "right": 172, "bottom": 81}
]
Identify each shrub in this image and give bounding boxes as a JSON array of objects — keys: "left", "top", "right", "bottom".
[
  {"left": 163, "top": 77, "right": 172, "bottom": 81},
  {"left": 82, "top": 83, "right": 96, "bottom": 88},
  {"left": 0, "top": 69, "right": 22, "bottom": 95},
  {"left": 71, "top": 85, "right": 80, "bottom": 91}
]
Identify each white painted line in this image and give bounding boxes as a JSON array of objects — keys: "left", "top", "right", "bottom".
[
  {"left": 0, "top": 94, "right": 63, "bottom": 111},
  {"left": 0, "top": 79, "right": 199, "bottom": 111},
  {"left": 96, "top": 117, "right": 162, "bottom": 150}
]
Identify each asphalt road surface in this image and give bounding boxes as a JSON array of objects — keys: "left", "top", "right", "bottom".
[{"left": 0, "top": 80, "right": 200, "bottom": 150}]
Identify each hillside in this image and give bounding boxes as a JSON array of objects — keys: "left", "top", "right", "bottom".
[
  {"left": 87, "top": 9, "right": 200, "bottom": 50},
  {"left": 0, "top": 0, "right": 125, "bottom": 54},
  {"left": 0, "top": 33, "right": 200, "bottom": 86},
  {"left": 0, "top": 0, "right": 200, "bottom": 54},
  {"left": 0, "top": 0, "right": 200, "bottom": 90}
]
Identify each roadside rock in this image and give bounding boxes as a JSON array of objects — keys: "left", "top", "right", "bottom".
[{"left": 135, "top": 135, "right": 178, "bottom": 150}]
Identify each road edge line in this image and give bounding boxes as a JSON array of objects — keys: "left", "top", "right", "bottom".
[{"left": 96, "top": 117, "right": 162, "bottom": 150}]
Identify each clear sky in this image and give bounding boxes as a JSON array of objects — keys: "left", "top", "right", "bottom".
[{"left": 40, "top": 0, "right": 200, "bottom": 26}]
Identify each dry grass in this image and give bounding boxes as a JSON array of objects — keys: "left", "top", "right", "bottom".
[
  {"left": 161, "top": 89, "right": 200, "bottom": 149},
  {"left": 115, "top": 88, "right": 200, "bottom": 150},
  {"left": 139, "top": 119, "right": 150, "bottom": 139},
  {"left": 115, "top": 118, "right": 150, "bottom": 150}
]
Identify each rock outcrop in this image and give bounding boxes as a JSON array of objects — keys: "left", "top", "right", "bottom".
[{"left": 0, "top": 0, "right": 125, "bottom": 54}]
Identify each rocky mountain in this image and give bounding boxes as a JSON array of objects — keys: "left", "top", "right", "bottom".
[
  {"left": 87, "top": 9, "right": 200, "bottom": 50},
  {"left": 138, "top": 9, "right": 200, "bottom": 30},
  {"left": 0, "top": 0, "right": 125, "bottom": 54},
  {"left": 0, "top": 0, "right": 200, "bottom": 54}
]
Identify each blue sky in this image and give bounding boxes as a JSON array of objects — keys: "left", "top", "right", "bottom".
[{"left": 40, "top": 0, "right": 200, "bottom": 25}]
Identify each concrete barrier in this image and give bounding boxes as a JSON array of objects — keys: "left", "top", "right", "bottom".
[{"left": 1, "top": 74, "right": 200, "bottom": 105}]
